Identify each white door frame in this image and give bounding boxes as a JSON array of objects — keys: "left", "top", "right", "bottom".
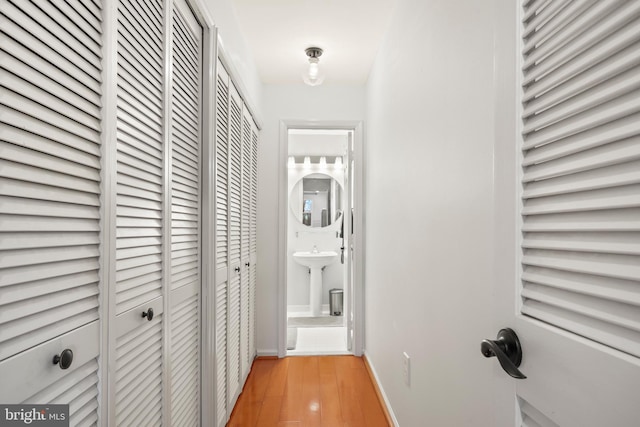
[{"left": 277, "top": 120, "right": 365, "bottom": 357}]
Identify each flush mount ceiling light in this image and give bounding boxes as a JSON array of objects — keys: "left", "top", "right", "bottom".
[{"left": 303, "top": 47, "right": 325, "bottom": 86}]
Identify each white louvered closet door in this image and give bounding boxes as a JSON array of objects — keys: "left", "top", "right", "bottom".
[
  {"left": 239, "top": 106, "right": 252, "bottom": 379},
  {"left": 227, "top": 82, "right": 243, "bottom": 407},
  {"left": 113, "top": 0, "right": 165, "bottom": 424},
  {"left": 214, "top": 60, "right": 230, "bottom": 427},
  {"left": 0, "top": 0, "right": 103, "bottom": 424},
  {"left": 169, "top": 1, "right": 202, "bottom": 425},
  {"left": 249, "top": 121, "right": 258, "bottom": 360},
  {"left": 505, "top": 1, "right": 640, "bottom": 425}
]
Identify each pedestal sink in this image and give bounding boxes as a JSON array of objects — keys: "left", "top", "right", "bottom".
[{"left": 293, "top": 251, "right": 338, "bottom": 316}]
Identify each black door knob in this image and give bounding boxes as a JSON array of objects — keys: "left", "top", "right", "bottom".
[
  {"left": 142, "top": 308, "right": 154, "bottom": 321},
  {"left": 245, "top": 262, "right": 250, "bottom": 267},
  {"left": 234, "top": 266, "right": 240, "bottom": 273},
  {"left": 481, "top": 328, "right": 526, "bottom": 379},
  {"left": 53, "top": 349, "right": 73, "bottom": 370}
]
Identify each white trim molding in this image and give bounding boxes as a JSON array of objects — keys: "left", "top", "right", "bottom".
[{"left": 277, "top": 120, "right": 365, "bottom": 358}]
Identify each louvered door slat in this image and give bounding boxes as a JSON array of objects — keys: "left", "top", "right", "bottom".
[
  {"left": 522, "top": 1, "right": 594, "bottom": 54},
  {"left": 126, "top": 0, "right": 161, "bottom": 30},
  {"left": 115, "top": 0, "right": 164, "bottom": 315},
  {"left": 0, "top": 17, "right": 99, "bottom": 96},
  {"left": 113, "top": 2, "right": 165, "bottom": 425},
  {"left": 0, "top": 0, "right": 102, "bottom": 366},
  {"left": 1, "top": 1, "right": 101, "bottom": 82},
  {"left": 118, "top": 0, "right": 162, "bottom": 54},
  {"left": 79, "top": 0, "right": 102, "bottom": 26},
  {"left": 169, "top": 2, "right": 201, "bottom": 425},
  {"left": 1, "top": 57, "right": 100, "bottom": 120},
  {"left": 22, "top": 0, "right": 102, "bottom": 58},
  {"left": 239, "top": 108, "right": 252, "bottom": 377},
  {"left": 214, "top": 60, "right": 230, "bottom": 427},
  {"left": 117, "top": 103, "right": 163, "bottom": 143},
  {"left": 170, "top": 294, "right": 200, "bottom": 427},
  {"left": 1, "top": 88, "right": 99, "bottom": 143},
  {"left": 227, "top": 273, "right": 241, "bottom": 403},
  {"left": 117, "top": 21, "right": 162, "bottom": 81},
  {"left": 215, "top": 281, "right": 227, "bottom": 426},
  {"left": 227, "top": 83, "right": 243, "bottom": 406},
  {"left": 229, "top": 95, "right": 242, "bottom": 266},
  {"left": 117, "top": 51, "right": 163, "bottom": 104},
  {"left": 115, "top": 317, "right": 163, "bottom": 425},
  {"left": 249, "top": 123, "right": 258, "bottom": 359},
  {"left": 521, "top": 1, "right": 640, "bottom": 358},
  {"left": 523, "top": 8, "right": 640, "bottom": 102},
  {"left": 50, "top": 0, "right": 102, "bottom": 47},
  {"left": 523, "top": 2, "right": 639, "bottom": 83},
  {"left": 27, "top": 358, "right": 99, "bottom": 425}
]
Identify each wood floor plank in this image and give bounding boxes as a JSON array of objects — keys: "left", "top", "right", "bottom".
[
  {"left": 279, "top": 356, "right": 306, "bottom": 421},
  {"left": 228, "top": 356, "right": 390, "bottom": 427},
  {"left": 333, "top": 356, "right": 368, "bottom": 425},
  {"left": 301, "top": 357, "right": 322, "bottom": 426},
  {"left": 255, "top": 395, "right": 283, "bottom": 427},
  {"left": 246, "top": 359, "right": 276, "bottom": 403},
  {"left": 318, "top": 356, "right": 335, "bottom": 376},
  {"left": 228, "top": 391, "right": 261, "bottom": 427},
  {"left": 264, "top": 357, "right": 290, "bottom": 397},
  {"left": 353, "top": 360, "right": 389, "bottom": 427},
  {"left": 319, "top": 373, "right": 342, "bottom": 425}
]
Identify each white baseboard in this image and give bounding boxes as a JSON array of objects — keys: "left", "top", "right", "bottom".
[
  {"left": 363, "top": 350, "right": 400, "bottom": 427},
  {"left": 256, "top": 349, "right": 279, "bottom": 357}
]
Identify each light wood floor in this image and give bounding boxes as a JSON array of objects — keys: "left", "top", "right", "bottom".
[{"left": 227, "top": 355, "right": 391, "bottom": 427}]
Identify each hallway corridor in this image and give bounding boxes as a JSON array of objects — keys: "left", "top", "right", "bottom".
[{"left": 227, "top": 356, "right": 390, "bottom": 426}]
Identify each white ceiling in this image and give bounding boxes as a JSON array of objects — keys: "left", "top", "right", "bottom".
[{"left": 231, "top": 0, "right": 398, "bottom": 85}]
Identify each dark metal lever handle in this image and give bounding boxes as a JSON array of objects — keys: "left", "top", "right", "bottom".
[{"left": 481, "top": 328, "right": 526, "bottom": 379}]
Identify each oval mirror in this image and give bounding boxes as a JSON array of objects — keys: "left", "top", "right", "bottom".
[{"left": 290, "top": 173, "right": 343, "bottom": 228}]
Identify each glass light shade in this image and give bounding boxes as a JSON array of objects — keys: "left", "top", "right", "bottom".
[{"left": 303, "top": 57, "right": 325, "bottom": 86}]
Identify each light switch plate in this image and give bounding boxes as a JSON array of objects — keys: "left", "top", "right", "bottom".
[{"left": 402, "top": 352, "right": 410, "bottom": 386}]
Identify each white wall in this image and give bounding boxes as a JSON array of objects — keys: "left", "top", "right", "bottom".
[
  {"left": 257, "top": 84, "right": 366, "bottom": 354},
  {"left": 200, "top": 0, "right": 262, "bottom": 111},
  {"left": 364, "top": 0, "right": 513, "bottom": 425}
]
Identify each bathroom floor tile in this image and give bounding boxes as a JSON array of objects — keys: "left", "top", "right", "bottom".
[{"left": 287, "top": 327, "right": 349, "bottom": 355}]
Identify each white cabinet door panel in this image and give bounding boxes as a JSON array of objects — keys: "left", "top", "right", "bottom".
[
  {"left": 114, "top": 297, "right": 164, "bottom": 426},
  {"left": 226, "top": 83, "right": 243, "bottom": 407},
  {"left": 0, "top": 0, "right": 103, "bottom": 363},
  {"left": 214, "top": 60, "right": 231, "bottom": 427},
  {"left": 0, "top": 321, "right": 100, "bottom": 426},
  {"left": 169, "top": 1, "right": 202, "bottom": 425}
]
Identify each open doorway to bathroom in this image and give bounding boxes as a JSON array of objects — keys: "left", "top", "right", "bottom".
[{"left": 278, "top": 124, "right": 363, "bottom": 356}]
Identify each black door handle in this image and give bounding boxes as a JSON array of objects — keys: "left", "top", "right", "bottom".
[
  {"left": 234, "top": 266, "right": 241, "bottom": 273},
  {"left": 142, "top": 308, "right": 154, "bottom": 321},
  {"left": 53, "top": 349, "right": 73, "bottom": 370},
  {"left": 481, "top": 328, "right": 526, "bottom": 379}
]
